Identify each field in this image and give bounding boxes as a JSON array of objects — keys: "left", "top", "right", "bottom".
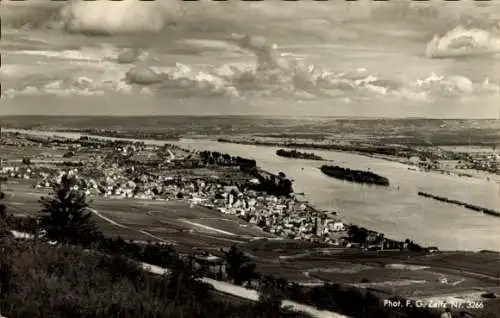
[
  {"left": 0, "top": 145, "right": 56, "bottom": 159},
  {"left": 236, "top": 241, "right": 500, "bottom": 311},
  {"left": 2, "top": 179, "right": 275, "bottom": 253},
  {"left": 0, "top": 143, "right": 100, "bottom": 166}
]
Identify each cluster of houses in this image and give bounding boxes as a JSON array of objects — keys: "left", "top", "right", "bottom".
[
  {"left": 30, "top": 164, "right": 348, "bottom": 244},
  {"left": 2, "top": 165, "right": 38, "bottom": 180},
  {"left": 210, "top": 190, "right": 346, "bottom": 244},
  {"left": 408, "top": 149, "right": 500, "bottom": 177},
  {"left": 454, "top": 152, "right": 499, "bottom": 173}
]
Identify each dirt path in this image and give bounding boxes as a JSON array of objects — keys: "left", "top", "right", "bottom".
[{"left": 179, "top": 219, "right": 237, "bottom": 236}]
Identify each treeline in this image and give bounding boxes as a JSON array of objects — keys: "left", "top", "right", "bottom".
[
  {"left": 218, "top": 138, "right": 409, "bottom": 157},
  {"left": 78, "top": 136, "right": 146, "bottom": 148},
  {"left": 21, "top": 157, "right": 83, "bottom": 168},
  {"left": 19, "top": 134, "right": 146, "bottom": 150},
  {"left": 276, "top": 149, "right": 324, "bottom": 161},
  {"left": 347, "top": 225, "right": 426, "bottom": 252},
  {"left": 80, "top": 129, "right": 181, "bottom": 141},
  {"left": 320, "top": 165, "right": 390, "bottom": 187},
  {"left": 198, "top": 150, "right": 257, "bottom": 168},
  {"left": 247, "top": 173, "right": 294, "bottom": 198},
  {"left": 198, "top": 151, "right": 293, "bottom": 197}
]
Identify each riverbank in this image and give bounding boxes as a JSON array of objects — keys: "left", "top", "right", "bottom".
[
  {"left": 217, "top": 137, "right": 499, "bottom": 182},
  {"left": 218, "top": 137, "right": 408, "bottom": 159}
]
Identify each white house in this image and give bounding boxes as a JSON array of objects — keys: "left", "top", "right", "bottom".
[{"left": 331, "top": 221, "right": 345, "bottom": 232}]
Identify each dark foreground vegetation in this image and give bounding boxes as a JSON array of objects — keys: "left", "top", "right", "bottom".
[
  {"left": 0, "top": 230, "right": 444, "bottom": 318},
  {"left": 320, "top": 165, "right": 390, "bottom": 187},
  {"left": 0, "top": 237, "right": 315, "bottom": 318},
  {"left": 276, "top": 149, "right": 324, "bottom": 161}
]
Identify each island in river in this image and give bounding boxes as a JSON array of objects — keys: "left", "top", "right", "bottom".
[
  {"left": 276, "top": 149, "right": 324, "bottom": 161},
  {"left": 320, "top": 165, "right": 390, "bottom": 187}
]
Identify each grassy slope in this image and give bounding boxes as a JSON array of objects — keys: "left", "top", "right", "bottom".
[{"left": 0, "top": 237, "right": 308, "bottom": 318}]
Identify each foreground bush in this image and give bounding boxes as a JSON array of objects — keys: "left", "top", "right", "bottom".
[{"left": 0, "top": 238, "right": 308, "bottom": 318}]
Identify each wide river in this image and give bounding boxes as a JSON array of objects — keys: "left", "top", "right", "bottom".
[{"left": 7, "top": 129, "right": 500, "bottom": 252}]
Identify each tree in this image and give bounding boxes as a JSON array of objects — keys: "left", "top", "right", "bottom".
[
  {"left": 0, "top": 204, "right": 6, "bottom": 221},
  {"left": 63, "top": 151, "right": 74, "bottom": 158},
  {"left": 97, "top": 254, "right": 144, "bottom": 284},
  {"left": 0, "top": 204, "right": 12, "bottom": 239},
  {"left": 277, "top": 178, "right": 293, "bottom": 196},
  {"left": 141, "top": 243, "right": 178, "bottom": 268},
  {"left": 38, "top": 175, "right": 98, "bottom": 246},
  {"left": 0, "top": 249, "right": 12, "bottom": 295},
  {"left": 166, "top": 256, "right": 210, "bottom": 305},
  {"left": 257, "top": 275, "right": 287, "bottom": 318},
  {"left": 223, "top": 245, "right": 257, "bottom": 286},
  {"left": 347, "top": 225, "right": 367, "bottom": 244},
  {"left": 214, "top": 193, "right": 224, "bottom": 200},
  {"left": 0, "top": 176, "right": 7, "bottom": 199},
  {"left": 0, "top": 201, "right": 12, "bottom": 294}
]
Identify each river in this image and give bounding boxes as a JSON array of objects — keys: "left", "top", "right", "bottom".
[{"left": 6, "top": 129, "right": 500, "bottom": 252}]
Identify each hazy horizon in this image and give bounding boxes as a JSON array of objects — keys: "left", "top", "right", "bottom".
[{"left": 2, "top": 114, "right": 500, "bottom": 120}]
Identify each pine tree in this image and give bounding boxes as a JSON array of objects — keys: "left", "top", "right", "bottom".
[
  {"left": 38, "top": 175, "right": 98, "bottom": 246},
  {"left": 166, "top": 256, "right": 209, "bottom": 305},
  {"left": 223, "top": 245, "right": 257, "bottom": 286}
]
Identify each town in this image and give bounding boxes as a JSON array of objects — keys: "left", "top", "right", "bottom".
[{"left": 0, "top": 132, "right": 396, "bottom": 250}]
